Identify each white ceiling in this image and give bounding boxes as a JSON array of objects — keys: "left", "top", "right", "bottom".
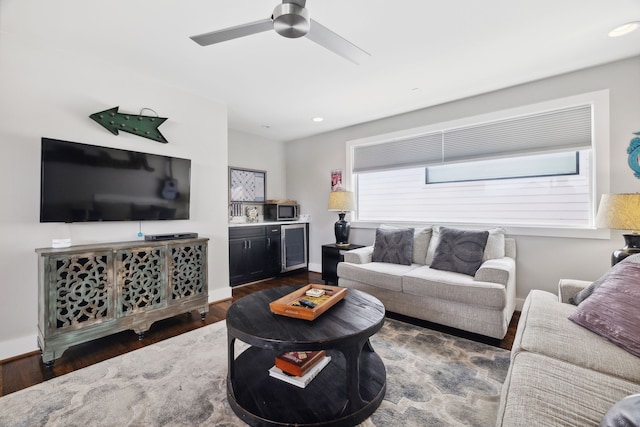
[{"left": 3, "top": 0, "right": 640, "bottom": 141}]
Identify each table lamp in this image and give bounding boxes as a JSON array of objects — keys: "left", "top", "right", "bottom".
[
  {"left": 595, "top": 193, "right": 640, "bottom": 265},
  {"left": 328, "top": 191, "right": 355, "bottom": 247}
]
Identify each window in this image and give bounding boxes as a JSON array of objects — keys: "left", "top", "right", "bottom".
[{"left": 348, "top": 92, "right": 609, "bottom": 230}]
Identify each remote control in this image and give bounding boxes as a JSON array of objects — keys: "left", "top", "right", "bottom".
[{"left": 298, "top": 299, "right": 317, "bottom": 308}]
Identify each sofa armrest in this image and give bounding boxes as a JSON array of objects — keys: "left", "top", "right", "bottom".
[
  {"left": 558, "top": 279, "right": 592, "bottom": 304},
  {"left": 342, "top": 246, "right": 374, "bottom": 264},
  {"left": 473, "top": 257, "right": 515, "bottom": 286}
]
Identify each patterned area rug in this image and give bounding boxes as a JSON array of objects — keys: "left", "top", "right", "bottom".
[{"left": 0, "top": 318, "right": 510, "bottom": 426}]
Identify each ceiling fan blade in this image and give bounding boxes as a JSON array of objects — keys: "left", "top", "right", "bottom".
[
  {"left": 306, "top": 19, "right": 370, "bottom": 64},
  {"left": 190, "top": 18, "right": 273, "bottom": 46}
]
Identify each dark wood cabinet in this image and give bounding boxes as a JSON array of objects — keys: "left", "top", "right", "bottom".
[
  {"left": 229, "top": 226, "right": 268, "bottom": 286},
  {"left": 230, "top": 224, "right": 309, "bottom": 287},
  {"left": 321, "top": 243, "right": 365, "bottom": 285},
  {"left": 265, "top": 225, "right": 281, "bottom": 277}
]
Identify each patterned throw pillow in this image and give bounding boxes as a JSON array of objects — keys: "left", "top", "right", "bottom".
[
  {"left": 430, "top": 227, "right": 489, "bottom": 276},
  {"left": 569, "top": 253, "right": 640, "bottom": 305},
  {"left": 568, "top": 262, "right": 640, "bottom": 358},
  {"left": 372, "top": 227, "right": 414, "bottom": 265},
  {"left": 381, "top": 224, "right": 432, "bottom": 265}
]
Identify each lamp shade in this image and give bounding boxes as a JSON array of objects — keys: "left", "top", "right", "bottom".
[
  {"left": 328, "top": 191, "right": 355, "bottom": 212},
  {"left": 595, "top": 193, "right": 640, "bottom": 233}
]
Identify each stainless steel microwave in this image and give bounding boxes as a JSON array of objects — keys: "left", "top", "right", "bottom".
[{"left": 264, "top": 203, "right": 299, "bottom": 221}]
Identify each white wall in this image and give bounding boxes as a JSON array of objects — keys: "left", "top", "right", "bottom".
[
  {"left": 0, "top": 33, "right": 230, "bottom": 359},
  {"left": 228, "top": 129, "right": 287, "bottom": 201},
  {"left": 286, "top": 56, "right": 640, "bottom": 302}
]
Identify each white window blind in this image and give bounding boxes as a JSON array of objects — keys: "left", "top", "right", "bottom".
[{"left": 353, "top": 105, "right": 592, "bottom": 173}]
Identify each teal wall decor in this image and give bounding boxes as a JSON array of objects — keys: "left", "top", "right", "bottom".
[
  {"left": 628, "top": 131, "right": 640, "bottom": 178},
  {"left": 90, "top": 106, "right": 169, "bottom": 143}
]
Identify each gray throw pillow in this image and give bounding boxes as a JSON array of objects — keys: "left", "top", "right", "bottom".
[
  {"left": 381, "top": 224, "right": 431, "bottom": 264},
  {"left": 568, "top": 262, "right": 640, "bottom": 358},
  {"left": 569, "top": 253, "right": 640, "bottom": 305},
  {"left": 430, "top": 227, "right": 489, "bottom": 276},
  {"left": 372, "top": 227, "right": 414, "bottom": 265},
  {"left": 600, "top": 393, "right": 640, "bottom": 427}
]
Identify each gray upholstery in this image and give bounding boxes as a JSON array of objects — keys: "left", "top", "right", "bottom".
[
  {"left": 337, "top": 225, "right": 516, "bottom": 340},
  {"left": 496, "top": 283, "right": 640, "bottom": 426},
  {"left": 402, "top": 266, "right": 509, "bottom": 309},
  {"left": 497, "top": 352, "right": 639, "bottom": 427}
]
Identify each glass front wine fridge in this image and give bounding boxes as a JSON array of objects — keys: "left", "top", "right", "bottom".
[{"left": 281, "top": 223, "right": 308, "bottom": 272}]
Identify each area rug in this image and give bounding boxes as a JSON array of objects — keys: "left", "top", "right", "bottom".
[{"left": 0, "top": 318, "right": 510, "bottom": 426}]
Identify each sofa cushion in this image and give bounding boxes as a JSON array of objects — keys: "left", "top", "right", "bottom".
[
  {"left": 372, "top": 227, "right": 414, "bottom": 265},
  {"left": 568, "top": 262, "right": 640, "bottom": 358},
  {"left": 513, "top": 290, "right": 640, "bottom": 383},
  {"left": 482, "top": 227, "right": 506, "bottom": 261},
  {"left": 569, "top": 253, "right": 640, "bottom": 305},
  {"left": 337, "top": 261, "right": 419, "bottom": 292},
  {"left": 497, "top": 352, "right": 639, "bottom": 427},
  {"left": 430, "top": 227, "right": 489, "bottom": 276},
  {"left": 402, "top": 266, "right": 507, "bottom": 309},
  {"left": 381, "top": 224, "right": 431, "bottom": 265}
]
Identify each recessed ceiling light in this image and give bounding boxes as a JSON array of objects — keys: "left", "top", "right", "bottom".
[
  {"left": 608, "top": 21, "right": 640, "bottom": 37},
  {"left": 312, "top": 117, "right": 324, "bottom": 122}
]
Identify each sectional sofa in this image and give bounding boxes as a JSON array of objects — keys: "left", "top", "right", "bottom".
[
  {"left": 497, "top": 256, "right": 640, "bottom": 426},
  {"left": 337, "top": 225, "right": 516, "bottom": 339}
]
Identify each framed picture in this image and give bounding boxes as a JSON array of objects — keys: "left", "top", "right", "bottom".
[
  {"left": 331, "top": 169, "right": 343, "bottom": 192},
  {"left": 229, "top": 167, "right": 266, "bottom": 202}
]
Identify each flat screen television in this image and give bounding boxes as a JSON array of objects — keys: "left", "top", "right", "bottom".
[{"left": 40, "top": 137, "right": 191, "bottom": 223}]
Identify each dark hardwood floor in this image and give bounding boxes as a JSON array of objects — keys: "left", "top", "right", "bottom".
[{"left": 0, "top": 270, "right": 520, "bottom": 397}]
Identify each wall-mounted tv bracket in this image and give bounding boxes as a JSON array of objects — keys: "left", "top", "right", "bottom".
[
  {"left": 90, "top": 106, "right": 169, "bottom": 144},
  {"left": 628, "top": 131, "right": 640, "bottom": 179}
]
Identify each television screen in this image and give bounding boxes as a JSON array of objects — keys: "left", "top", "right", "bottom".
[{"left": 40, "top": 138, "right": 191, "bottom": 223}]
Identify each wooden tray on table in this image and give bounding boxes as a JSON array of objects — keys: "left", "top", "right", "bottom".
[{"left": 269, "top": 284, "right": 348, "bottom": 321}]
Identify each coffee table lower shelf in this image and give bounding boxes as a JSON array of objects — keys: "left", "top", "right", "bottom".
[{"left": 228, "top": 346, "right": 386, "bottom": 427}]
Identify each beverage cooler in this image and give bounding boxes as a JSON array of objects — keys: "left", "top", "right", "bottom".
[{"left": 281, "top": 223, "right": 308, "bottom": 272}]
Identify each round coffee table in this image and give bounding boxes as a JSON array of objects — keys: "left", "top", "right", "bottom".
[{"left": 226, "top": 285, "right": 386, "bottom": 427}]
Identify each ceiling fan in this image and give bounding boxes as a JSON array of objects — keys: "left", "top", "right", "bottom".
[{"left": 189, "top": 0, "right": 370, "bottom": 64}]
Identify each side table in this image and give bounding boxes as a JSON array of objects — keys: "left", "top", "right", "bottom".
[{"left": 321, "top": 244, "right": 365, "bottom": 285}]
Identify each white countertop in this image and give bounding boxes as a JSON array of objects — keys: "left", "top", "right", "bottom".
[{"left": 228, "top": 220, "right": 309, "bottom": 227}]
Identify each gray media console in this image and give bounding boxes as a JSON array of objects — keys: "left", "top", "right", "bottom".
[{"left": 35, "top": 237, "right": 209, "bottom": 365}]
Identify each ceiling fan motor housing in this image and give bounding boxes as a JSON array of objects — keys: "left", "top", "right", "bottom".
[{"left": 272, "top": 2, "right": 310, "bottom": 38}]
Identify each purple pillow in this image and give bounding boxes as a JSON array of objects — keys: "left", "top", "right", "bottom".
[{"left": 568, "top": 262, "right": 640, "bottom": 358}]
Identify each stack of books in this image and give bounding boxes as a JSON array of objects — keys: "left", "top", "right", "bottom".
[{"left": 269, "top": 350, "right": 331, "bottom": 388}]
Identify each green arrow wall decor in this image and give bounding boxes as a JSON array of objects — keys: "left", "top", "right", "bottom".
[{"left": 89, "top": 106, "right": 169, "bottom": 143}]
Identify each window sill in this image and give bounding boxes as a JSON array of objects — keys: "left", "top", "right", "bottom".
[{"left": 351, "top": 221, "right": 611, "bottom": 240}]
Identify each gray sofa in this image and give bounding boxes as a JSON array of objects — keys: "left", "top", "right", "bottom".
[
  {"left": 496, "top": 280, "right": 640, "bottom": 426},
  {"left": 337, "top": 225, "right": 516, "bottom": 339}
]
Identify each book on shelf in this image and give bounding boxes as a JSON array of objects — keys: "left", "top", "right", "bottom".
[
  {"left": 269, "top": 356, "right": 331, "bottom": 388},
  {"left": 275, "top": 350, "right": 327, "bottom": 377}
]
